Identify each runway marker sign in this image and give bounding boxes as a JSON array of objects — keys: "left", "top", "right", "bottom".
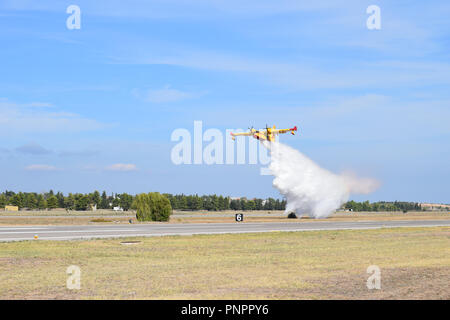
[
  {"left": 366, "top": 265, "right": 381, "bottom": 290},
  {"left": 66, "top": 265, "right": 81, "bottom": 290},
  {"left": 235, "top": 214, "right": 243, "bottom": 222}
]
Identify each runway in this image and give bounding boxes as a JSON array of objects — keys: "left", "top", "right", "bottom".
[{"left": 0, "top": 219, "right": 449, "bottom": 242}]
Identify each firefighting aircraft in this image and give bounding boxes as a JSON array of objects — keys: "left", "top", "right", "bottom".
[{"left": 230, "top": 125, "right": 298, "bottom": 142}]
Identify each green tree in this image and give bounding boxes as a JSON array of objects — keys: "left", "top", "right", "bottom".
[
  {"left": 281, "top": 199, "right": 287, "bottom": 210},
  {"left": 99, "top": 191, "right": 110, "bottom": 209},
  {"left": 191, "top": 195, "right": 202, "bottom": 211},
  {"left": 264, "top": 198, "right": 275, "bottom": 210},
  {"left": 218, "top": 195, "right": 225, "bottom": 210},
  {"left": 24, "top": 193, "right": 38, "bottom": 209},
  {"left": 75, "top": 195, "right": 90, "bottom": 211},
  {"left": 230, "top": 199, "right": 241, "bottom": 210},
  {"left": 223, "top": 196, "right": 230, "bottom": 210},
  {"left": 178, "top": 196, "right": 188, "bottom": 210},
  {"left": 255, "top": 199, "right": 263, "bottom": 210},
  {"left": 0, "top": 194, "right": 6, "bottom": 208},
  {"left": 119, "top": 193, "right": 133, "bottom": 211},
  {"left": 112, "top": 194, "right": 120, "bottom": 207},
  {"left": 240, "top": 198, "right": 247, "bottom": 211},
  {"left": 37, "top": 195, "right": 47, "bottom": 210},
  {"left": 135, "top": 192, "right": 172, "bottom": 222},
  {"left": 47, "top": 195, "right": 58, "bottom": 209},
  {"left": 164, "top": 194, "right": 178, "bottom": 210},
  {"left": 202, "top": 196, "right": 213, "bottom": 211},
  {"left": 245, "top": 200, "right": 256, "bottom": 210},
  {"left": 212, "top": 195, "right": 220, "bottom": 211},
  {"left": 64, "top": 193, "right": 76, "bottom": 210},
  {"left": 56, "top": 192, "right": 65, "bottom": 208},
  {"left": 91, "top": 191, "right": 101, "bottom": 207},
  {"left": 48, "top": 189, "right": 54, "bottom": 197},
  {"left": 362, "top": 200, "right": 371, "bottom": 211},
  {"left": 10, "top": 193, "right": 24, "bottom": 209}
]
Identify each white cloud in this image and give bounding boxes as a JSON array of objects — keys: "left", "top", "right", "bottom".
[
  {"left": 114, "top": 45, "right": 450, "bottom": 91},
  {"left": 0, "top": 100, "right": 109, "bottom": 133},
  {"left": 251, "top": 94, "right": 450, "bottom": 142},
  {"left": 59, "top": 149, "right": 99, "bottom": 157},
  {"left": 105, "top": 163, "right": 137, "bottom": 171},
  {"left": 16, "top": 143, "right": 52, "bottom": 155},
  {"left": 25, "top": 164, "right": 59, "bottom": 171},
  {"left": 133, "top": 85, "right": 203, "bottom": 103},
  {"left": 198, "top": 93, "right": 450, "bottom": 144},
  {"left": 26, "top": 102, "right": 54, "bottom": 108}
]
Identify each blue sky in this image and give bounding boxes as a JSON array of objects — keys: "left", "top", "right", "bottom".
[{"left": 1, "top": 1, "right": 449, "bottom": 202}]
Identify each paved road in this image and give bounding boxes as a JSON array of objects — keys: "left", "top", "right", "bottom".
[{"left": 0, "top": 219, "right": 449, "bottom": 242}]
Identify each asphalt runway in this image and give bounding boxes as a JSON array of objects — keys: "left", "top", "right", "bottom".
[
  {"left": 0, "top": 219, "right": 449, "bottom": 242},
  {"left": 0, "top": 213, "right": 284, "bottom": 219}
]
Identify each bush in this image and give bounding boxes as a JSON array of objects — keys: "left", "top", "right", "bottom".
[
  {"left": 90, "top": 218, "right": 112, "bottom": 223},
  {"left": 135, "top": 192, "right": 172, "bottom": 222}
]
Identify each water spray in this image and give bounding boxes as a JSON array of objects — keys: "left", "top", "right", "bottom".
[{"left": 265, "top": 141, "right": 379, "bottom": 218}]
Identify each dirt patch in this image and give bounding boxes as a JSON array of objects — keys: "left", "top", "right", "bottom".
[
  {"left": 302, "top": 266, "right": 450, "bottom": 300},
  {"left": 0, "top": 257, "right": 51, "bottom": 268},
  {"left": 203, "top": 267, "right": 450, "bottom": 299},
  {"left": 90, "top": 218, "right": 113, "bottom": 223}
]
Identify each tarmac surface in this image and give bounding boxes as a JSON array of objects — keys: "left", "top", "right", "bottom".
[{"left": 0, "top": 219, "right": 449, "bottom": 241}]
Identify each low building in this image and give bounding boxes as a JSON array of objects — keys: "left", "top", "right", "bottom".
[
  {"left": 4, "top": 205, "right": 19, "bottom": 211},
  {"left": 420, "top": 203, "right": 450, "bottom": 211}
]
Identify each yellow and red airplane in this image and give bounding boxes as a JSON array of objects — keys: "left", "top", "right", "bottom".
[{"left": 230, "top": 125, "right": 298, "bottom": 142}]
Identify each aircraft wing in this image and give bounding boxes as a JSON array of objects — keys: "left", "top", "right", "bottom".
[
  {"left": 273, "top": 126, "right": 298, "bottom": 135},
  {"left": 273, "top": 128, "right": 290, "bottom": 134},
  {"left": 230, "top": 131, "right": 253, "bottom": 140}
]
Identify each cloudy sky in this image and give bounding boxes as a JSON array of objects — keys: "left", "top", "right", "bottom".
[{"left": 1, "top": 1, "right": 449, "bottom": 202}]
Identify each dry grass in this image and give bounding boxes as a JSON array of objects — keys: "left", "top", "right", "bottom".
[
  {"left": 0, "top": 227, "right": 449, "bottom": 299},
  {"left": 0, "top": 217, "right": 134, "bottom": 225},
  {"left": 169, "top": 211, "right": 450, "bottom": 224},
  {"left": 0, "top": 209, "right": 133, "bottom": 217},
  {"left": 0, "top": 210, "right": 448, "bottom": 226}
]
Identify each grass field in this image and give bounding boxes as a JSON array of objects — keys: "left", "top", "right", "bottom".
[
  {"left": 1, "top": 227, "right": 449, "bottom": 299},
  {"left": 0, "top": 210, "right": 448, "bottom": 226}
]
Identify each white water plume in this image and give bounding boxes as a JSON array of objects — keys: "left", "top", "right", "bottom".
[{"left": 266, "top": 141, "right": 379, "bottom": 218}]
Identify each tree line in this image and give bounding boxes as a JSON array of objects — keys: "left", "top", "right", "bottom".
[
  {"left": 0, "top": 190, "right": 287, "bottom": 211},
  {"left": 0, "top": 190, "right": 134, "bottom": 211},
  {"left": 0, "top": 190, "right": 426, "bottom": 212},
  {"left": 163, "top": 194, "right": 286, "bottom": 211},
  {"left": 343, "top": 200, "right": 421, "bottom": 212}
]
